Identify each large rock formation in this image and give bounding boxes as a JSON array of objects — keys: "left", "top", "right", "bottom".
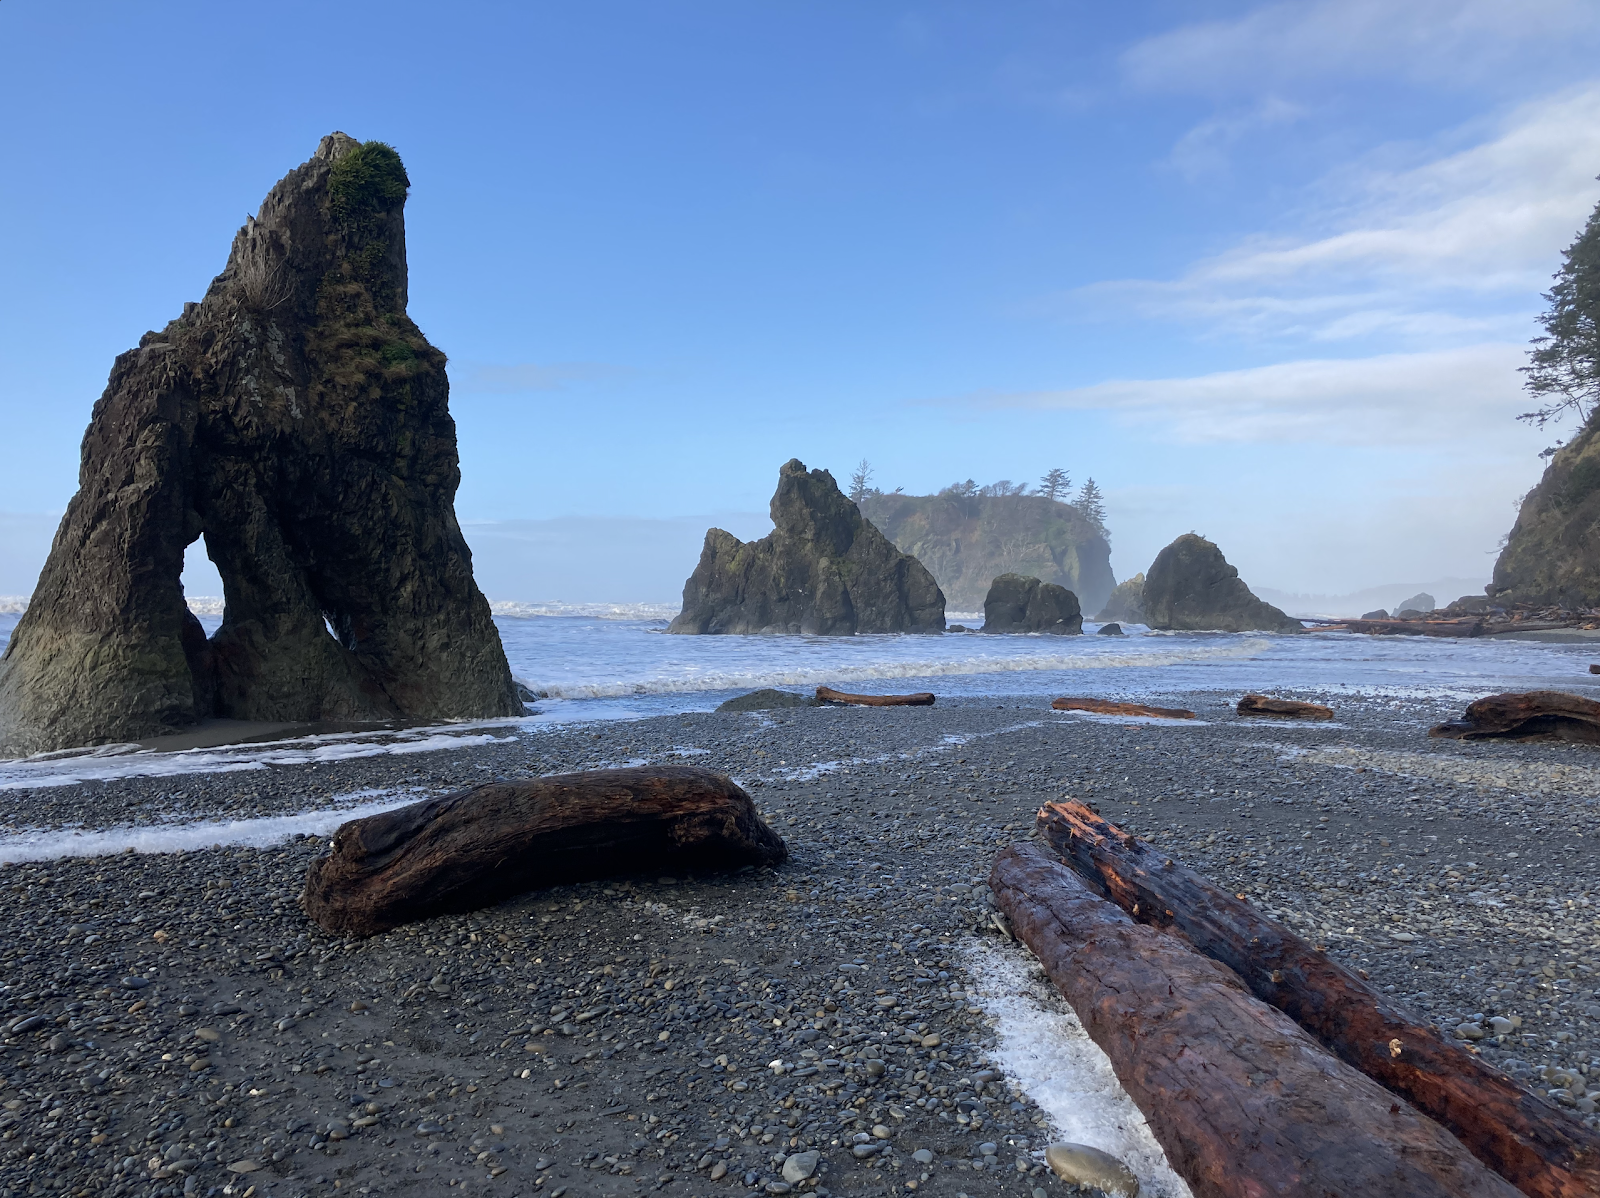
[
  {"left": 0, "top": 134, "right": 520, "bottom": 756},
  {"left": 1491, "top": 417, "right": 1600, "bottom": 607},
  {"left": 980, "top": 574, "right": 1082, "bottom": 634},
  {"left": 1093, "top": 572, "right": 1146, "bottom": 624},
  {"left": 1142, "top": 535, "right": 1302, "bottom": 633},
  {"left": 668, "top": 460, "right": 945, "bottom": 635},
  {"left": 857, "top": 492, "right": 1114, "bottom": 613}
]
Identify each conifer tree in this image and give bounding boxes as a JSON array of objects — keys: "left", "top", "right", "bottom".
[
  {"left": 1075, "top": 478, "right": 1106, "bottom": 530},
  {"left": 1038, "top": 467, "right": 1070, "bottom": 501},
  {"left": 1521, "top": 195, "right": 1600, "bottom": 437}
]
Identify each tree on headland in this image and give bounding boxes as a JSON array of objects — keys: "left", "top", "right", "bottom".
[
  {"left": 848, "top": 459, "right": 875, "bottom": 502},
  {"left": 1520, "top": 194, "right": 1600, "bottom": 444},
  {"left": 1075, "top": 478, "right": 1106, "bottom": 530},
  {"left": 979, "top": 480, "right": 1030, "bottom": 497},
  {"left": 1038, "top": 467, "right": 1071, "bottom": 502},
  {"left": 939, "top": 479, "right": 980, "bottom": 497}
]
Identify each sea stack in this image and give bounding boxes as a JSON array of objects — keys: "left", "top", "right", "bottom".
[
  {"left": 0, "top": 134, "right": 520, "bottom": 756},
  {"left": 668, "top": 459, "right": 946, "bottom": 635},
  {"left": 1141, "top": 534, "right": 1302, "bottom": 633},
  {"left": 980, "top": 574, "right": 1082, "bottom": 634}
]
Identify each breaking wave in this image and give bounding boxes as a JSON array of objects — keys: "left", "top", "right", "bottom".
[{"left": 490, "top": 600, "right": 679, "bottom": 621}]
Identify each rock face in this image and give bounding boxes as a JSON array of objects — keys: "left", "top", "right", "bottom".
[
  {"left": 668, "top": 460, "right": 945, "bottom": 635},
  {"left": 0, "top": 134, "right": 520, "bottom": 756},
  {"left": 1141, "top": 535, "right": 1302, "bottom": 633},
  {"left": 1492, "top": 417, "right": 1600, "bottom": 607},
  {"left": 1395, "top": 592, "right": 1436, "bottom": 615},
  {"left": 857, "top": 492, "right": 1114, "bottom": 613},
  {"left": 980, "top": 574, "right": 1082, "bottom": 634},
  {"left": 1093, "top": 573, "right": 1146, "bottom": 624}
]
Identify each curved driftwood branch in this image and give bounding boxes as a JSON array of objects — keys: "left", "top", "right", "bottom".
[
  {"left": 814, "top": 686, "right": 934, "bottom": 707},
  {"left": 1051, "top": 696, "right": 1195, "bottom": 719},
  {"left": 990, "top": 844, "right": 1522, "bottom": 1198},
  {"left": 1430, "top": 691, "right": 1600, "bottom": 744},
  {"left": 1035, "top": 800, "right": 1600, "bottom": 1198},
  {"left": 302, "top": 766, "right": 787, "bottom": 935}
]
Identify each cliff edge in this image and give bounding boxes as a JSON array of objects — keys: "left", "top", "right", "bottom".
[{"left": 1490, "top": 415, "right": 1600, "bottom": 608}]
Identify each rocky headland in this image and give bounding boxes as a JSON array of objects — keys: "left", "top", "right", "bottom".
[
  {"left": 978, "top": 575, "right": 1082, "bottom": 635},
  {"left": 669, "top": 461, "right": 946, "bottom": 636},
  {"left": 0, "top": 133, "right": 519, "bottom": 757},
  {"left": 1141, "top": 535, "right": 1302, "bottom": 634},
  {"left": 856, "top": 494, "right": 1113, "bottom": 615},
  {"left": 1492, "top": 414, "right": 1600, "bottom": 609}
]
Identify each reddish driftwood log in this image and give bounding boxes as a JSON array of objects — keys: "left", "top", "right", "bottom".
[
  {"left": 990, "top": 844, "right": 1522, "bottom": 1198},
  {"left": 1036, "top": 801, "right": 1600, "bottom": 1198},
  {"left": 1429, "top": 691, "right": 1600, "bottom": 744},
  {"left": 302, "top": 767, "right": 787, "bottom": 935},
  {"left": 1051, "top": 696, "right": 1195, "bottom": 719},
  {"left": 1341, "top": 617, "right": 1485, "bottom": 637},
  {"left": 1236, "top": 693, "right": 1334, "bottom": 720},
  {"left": 814, "top": 686, "right": 935, "bottom": 707}
]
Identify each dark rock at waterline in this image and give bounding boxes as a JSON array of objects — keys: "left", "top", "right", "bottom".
[
  {"left": 981, "top": 574, "right": 1082, "bottom": 635},
  {"left": 1097, "top": 622, "right": 1124, "bottom": 636},
  {"left": 0, "top": 134, "right": 519, "bottom": 756},
  {"left": 1361, "top": 609, "right": 1390, "bottom": 621},
  {"left": 668, "top": 459, "right": 946, "bottom": 636},
  {"left": 716, "top": 688, "right": 819, "bottom": 712},
  {"left": 1142, "top": 535, "right": 1302, "bottom": 634},
  {"left": 1094, "top": 573, "right": 1145, "bottom": 624}
]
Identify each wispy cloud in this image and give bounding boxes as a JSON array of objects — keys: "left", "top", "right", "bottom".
[
  {"left": 453, "top": 361, "right": 625, "bottom": 394},
  {"left": 980, "top": 343, "right": 1529, "bottom": 447},
  {"left": 1070, "top": 86, "right": 1600, "bottom": 344}
]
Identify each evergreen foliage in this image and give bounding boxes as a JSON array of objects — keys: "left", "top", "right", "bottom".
[
  {"left": 1075, "top": 478, "right": 1106, "bottom": 530},
  {"left": 1521, "top": 194, "right": 1600, "bottom": 436}
]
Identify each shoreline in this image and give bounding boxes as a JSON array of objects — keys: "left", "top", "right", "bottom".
[{"left": 0, "top": 690, "right": 1596, "bottom": 1197}]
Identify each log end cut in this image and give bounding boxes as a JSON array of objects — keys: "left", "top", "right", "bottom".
[
  {"left": 302, "top": 766, "right": 787, "bottom": 935},
  {"left": 1236, "top": 694, "right": 1335, "bottom": 720}
]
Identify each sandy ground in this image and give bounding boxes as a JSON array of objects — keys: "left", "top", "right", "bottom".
[{"left": 1, "top": 688, "right": 1598, "bottom": 1198}]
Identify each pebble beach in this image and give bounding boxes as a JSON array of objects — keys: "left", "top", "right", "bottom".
[{"left": 2, "top": 684, "right": 1599, "bottom": 1198}]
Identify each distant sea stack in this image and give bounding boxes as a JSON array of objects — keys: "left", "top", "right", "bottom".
[
  {"left": 668, "top": 460, "right": 946, "bottom": 635},
  {"left": 1142, "top": 535, "right": 1302, "bottom": 633},
  {"left": 857, "top": 492, "right": 1114, "bottom": 614},
  {"left": 981, "top": 574, "right": 1082, "bottom": 634},
  {"left": 1094, "top": 572, "right": 1146, "bottom": 624},
  {"left": 0, "top": 133, "right": 520, "bottom": 756},
  {"left": 1491, "top": 417, "right": 1600, "bottom": 607}
]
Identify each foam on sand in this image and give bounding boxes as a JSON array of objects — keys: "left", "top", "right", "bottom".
[{"left": 963, "top": 938, "right": 1193, "bottom": 1198}]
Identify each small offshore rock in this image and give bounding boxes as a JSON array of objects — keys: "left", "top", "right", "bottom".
[
  {"left": 1097, "top": 622, "right": 1124, "bottom": 635},
  {"left": 1045, "top": 1142, "right": 1139, "bottom": 1198}
]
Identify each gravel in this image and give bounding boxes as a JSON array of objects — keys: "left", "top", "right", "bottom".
[{"left": 0, "top": 688, "right": 1597, "bottom": 1197}]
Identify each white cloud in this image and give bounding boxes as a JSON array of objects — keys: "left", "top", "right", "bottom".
[
  {"left": 1123, "top": 0, "right": 1600, "bottom": 96},
  {"left": 1073, "top": 86, "right": 1600, "bottom": 343},
  {"left": 991, "top": 343, "right": 1531, "bottom": 446}
]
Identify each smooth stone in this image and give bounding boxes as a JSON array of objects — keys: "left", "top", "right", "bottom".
[
  {"left": 782, "top": 1151, "right": 820, "bottom": 1182},
  {"left": 852, "top": 1143, "right": 881, "bottom": 1159},
  {"left": 1045, "top": 1143, "right": 1139, "bottom": 1198},
  {"left": 977, "top": 1142, "right": 998, "bottom": 1156},
  {"left": 709, "top": 1162, "right": 728, "bottom": 1180},
  {"left": 872, "top": 1124, "right": 892, "bottom": 1139},
  {"left": 912, "top": 1149, "right": 934, "bottom": 1165},
  {"left": 864, "top": 1060, "right": 885, "bottom": 1076},
  {"left": 1455, "top": 1022, "right": 1486, "bottom": 1041}
]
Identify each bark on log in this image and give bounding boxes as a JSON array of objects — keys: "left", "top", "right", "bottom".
[
  {"left": 814, "top": 686, "right": 935, "bottom": 706},
  {"left": 1035, "top": 800, "right": 1600, "bottom": 1198},
  {"left": 1430, "top": 691, "right": 1600, "bottom": 744},
  {"left": 1340, "top": 617, "right": 1484, "bottom": 637},
  {"left": 1051, "top": 696, "right": 1195, "bottom": 719},
  {"left": 1236, "top": 694, "right": 1334, "bottom": 719},
  {"left": 302, "top": 766, "right": 787, "bottom": 935},
  {"left": 990, "top": 843, "right": 1523, "bottom": 1198}
]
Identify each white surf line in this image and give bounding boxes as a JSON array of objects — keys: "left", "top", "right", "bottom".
[
  {"left": 961, "top": 938, "right": 1194, "bottom": 1198},
  {"left": 0, "top": 790, "right": 429, "bottom": 864}
]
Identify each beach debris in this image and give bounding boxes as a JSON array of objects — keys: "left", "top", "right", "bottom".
[
  {"left": 1044, "top": 1142, "right": 1139, "bottom": 1196},
  {"left": 815, "top": 687, "right": 935, "bottom": 707},
  {"left": 301, "top": 766, "right": 787, "bottom": 935},
  {"left": 1050, "top": 697, "right": 1195, "bottom": 719},
  {"left": 1236, "top": 694, "right": 1334, "bottom": 720},
  {"left": 979, "top": 574, "right": 1083, "bottom": 635},
  {"left": 990, "top": 843, "right": 1524, "bottom": 1198},
  {"left": 0, "top": 133, "right": 521, "bottom": 758},
  {"left": 1339, "top": 615, "right": 1485, "bottom": 638},
  {"left": 716, "top": 688, "right": 819, "bottom": 712},
  {"left": 1140, "top": 534, "right": 1302, "bottom": 633},
  {"left": 1429, "top": 690, "right": 1600, "bottom": 744},
  {"left": 1034, "top": 799, "right": 1600, "bottom": 1198},
  {"left": 668, "top": 458, "right": 945, "bottom": 636}
]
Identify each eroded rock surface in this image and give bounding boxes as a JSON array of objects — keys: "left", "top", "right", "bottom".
[
  {"left": 0, "top": 134, "right": 519, "bottom": 755},
  {"left": 1094, "top": 572, "right": 1146, "bottom": 624},
  {"left": 980, "top": 574, "right": 1082, "bottom": 634},
  {"left": 1493, "top": 417, "right": 1600, "bottom": 607},
  {"left": 668, "top": 459, "right": 945, "bottom": 635},
  {"left": 1141, "top": 535, "right": 1301, "bottom": 633}
]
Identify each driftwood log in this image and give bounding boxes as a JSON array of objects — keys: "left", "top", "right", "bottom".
[
  {"left": 1430, "top": 691, "right": 1600, "bottom": 743},
  {"left": 1340, "top": 617, "right": 1485, "bottom": 637},
  {"left": 302, "top": 766, "right": 787, "bottom": 935},
  {"left": 814, "top": 686, "right": 934, "bottom": 707},
  {"left": 1036, "top": 800, "right": 1600, "bottom": 1198},
  {"left": 990, "top": 844, "right": 1523, "bottom": 1198},
  {"left": 1589, "top": 664, "right": 1600, "bottom": 675},
  {"left": 1051, "top": 696, "right": 1195, "bottom": 719},
  {"left": 1236, "top": 693, "right": 1334, "bottom": 719}
]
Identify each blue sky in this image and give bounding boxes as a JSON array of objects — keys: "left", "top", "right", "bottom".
[{"left": 3, "top": 1, "right": 1599, "bottom": 600}]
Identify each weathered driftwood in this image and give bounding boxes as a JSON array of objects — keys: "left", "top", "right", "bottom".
[
  {"left": 302, "top": 766, "right": 787, "bottom": 935},
  {"left": 990, "top": 844, "right": 1523, "bottom": 1198},
  {"left": 1036, "top": 800, "right": 1600, "bottom": 1198},
  {"left": 1051, "top": 696, "right": 1195, "bottom": 719},
  {"left": 1590, "top": 664, "right": 1600, "bottom": 675},
  {"left": 814, "top": 686, "right": 934, "bottom": 707},
  {"left": 1236, "top": 693, "right": 1334, "bottom": 720},
  {"left": 1341, "top": 617, "right": 1485, "bottom": 637},
  {"left": 1429, "top": 690, "right": 1600, "bottom": 744}
]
